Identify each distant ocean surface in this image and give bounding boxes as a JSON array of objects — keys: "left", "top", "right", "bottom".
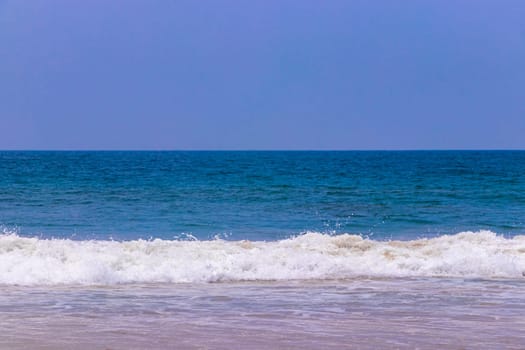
[
  {"left": 3, "top": 151, "right": 525, "bottom": 240},
  {"left": 2, "top": 151, "right": 525, "bottom": 349}
]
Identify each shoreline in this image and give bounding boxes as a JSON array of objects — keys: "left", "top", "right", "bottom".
[{"left": 2, "top": 278, "right": 524, "bottom": 349}]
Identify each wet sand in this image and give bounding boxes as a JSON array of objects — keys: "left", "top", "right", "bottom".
[{"left": 1, "top": 278, "right": 524, "bottom": 349}]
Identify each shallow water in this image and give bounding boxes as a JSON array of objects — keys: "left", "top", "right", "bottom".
[{"left": 2, "top": 278, "right": 524, "bottom": 349}]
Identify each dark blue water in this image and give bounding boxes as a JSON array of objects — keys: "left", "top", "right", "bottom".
[{"left": 1, "top": 151, "right": 524, "bottom": 240}]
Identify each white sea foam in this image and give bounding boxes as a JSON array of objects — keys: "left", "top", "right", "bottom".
[{"left": 1, "top": 230, "right": 524, "bottom": 285}]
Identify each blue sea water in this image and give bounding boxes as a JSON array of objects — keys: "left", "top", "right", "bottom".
[
  {"left": 2, "top": 151, "right": 525, "bottom": 349},
  {"left": 1, "top": 151, "right": 524, "bottom": 241}
]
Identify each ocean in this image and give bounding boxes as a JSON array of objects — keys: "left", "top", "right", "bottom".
[{"left": 1, "top": 151, "right": 525, "bottom": 349}]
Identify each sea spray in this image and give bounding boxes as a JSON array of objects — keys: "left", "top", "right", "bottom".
[{"left": 1, "top": 230, "right": 524, "bottom": 285}]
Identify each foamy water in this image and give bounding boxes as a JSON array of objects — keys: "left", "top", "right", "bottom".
[
  {"left": 2, "top": 230, "right": 524, "bottom": 285},
  {"left": 2, "top": 279, "right": 525, "bottom": 349}
]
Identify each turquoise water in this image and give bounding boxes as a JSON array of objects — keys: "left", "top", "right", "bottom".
[{"left": 1, "top": 151, "right": 524, "bottom": 240}]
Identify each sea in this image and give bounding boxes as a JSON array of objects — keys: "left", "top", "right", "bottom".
[{"left": 1, "top": 151, "right": 524, "bottom": 349}]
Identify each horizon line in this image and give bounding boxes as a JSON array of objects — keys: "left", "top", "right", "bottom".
[{"left": 1, "top": 149, "right": 524, "bottom": 152}]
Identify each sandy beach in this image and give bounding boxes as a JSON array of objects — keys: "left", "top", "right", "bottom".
[{"left": 2, "top": 278, "right": 524, "bottom": 349}]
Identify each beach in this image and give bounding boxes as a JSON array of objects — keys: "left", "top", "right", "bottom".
[{"left": 2, "top": 278, "right": 524, "bottom": 349}]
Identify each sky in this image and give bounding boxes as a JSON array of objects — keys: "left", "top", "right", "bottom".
[{"left": 0, "top": 0, "right": 524, "bottom": 150}]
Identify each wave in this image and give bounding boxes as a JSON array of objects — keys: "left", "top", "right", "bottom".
[{"left": 1, "top": 231, "right": 524, "bottom": 285}]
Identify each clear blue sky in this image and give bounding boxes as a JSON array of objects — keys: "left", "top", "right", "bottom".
[{"left": 1, "top": 0, "right": 524, "bottom": 150}]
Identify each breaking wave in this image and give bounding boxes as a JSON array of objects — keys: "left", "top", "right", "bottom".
[{"left": 1, "top": 230, "right": 524, "bottom": 285}]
